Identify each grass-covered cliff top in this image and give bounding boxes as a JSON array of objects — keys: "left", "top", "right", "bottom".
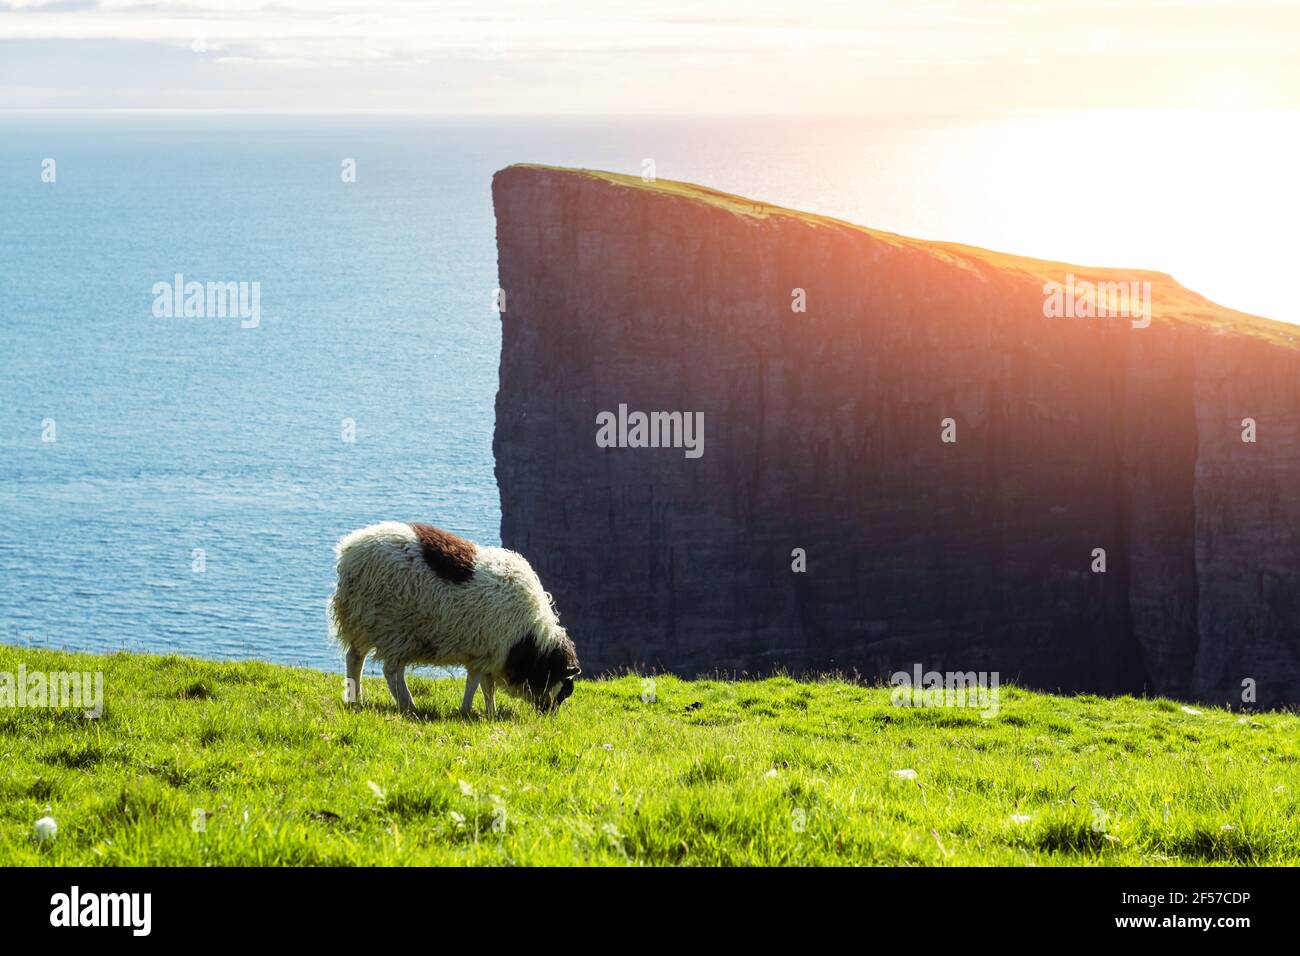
[
  {"left": 3, "top": 646, "right": 1297, "bottom": 865},
  {"left": 505, "top": 164, "right": 1300, "bottom": 350}
]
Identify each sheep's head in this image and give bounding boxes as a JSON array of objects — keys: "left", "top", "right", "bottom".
[{"left": 504, "top": 629, "right": 581, "bottom": 713}]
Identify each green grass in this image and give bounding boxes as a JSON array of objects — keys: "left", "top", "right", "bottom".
[{"left": 2, "top": 646, "right": 1297, "bottom": 865}]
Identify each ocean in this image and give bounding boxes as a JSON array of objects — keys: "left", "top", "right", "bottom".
[{"left": 2, "top": 111, "right": 1296, "bottom": 672}]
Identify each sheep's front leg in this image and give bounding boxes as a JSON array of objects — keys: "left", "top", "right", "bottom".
[
  {"left": 481, "top": 673, "right": 496, "bottom": 719},
  {"left": 460, "top": 671, "right": 481, "bottom": 717},
  {"left": 383, "top": 661, "right": 415, "bottom": 714},
  {"left": 344, "top": 647, "right": 365, "bottom": 704}
]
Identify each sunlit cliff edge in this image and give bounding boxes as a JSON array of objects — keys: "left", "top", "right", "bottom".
[{"left": 492, "top": 164, "right": 1300, "bottom": 707}]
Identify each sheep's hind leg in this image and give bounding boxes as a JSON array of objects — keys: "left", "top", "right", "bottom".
[
  {"left": 481, "top": 673, "right": 496, "bottom": 719},
  {"left": 460, "top": 671, "right": 481, "bottom": 718},
  {"left": 383, "top": 661, "right": 415, "bottom": 714},
  {"left": 344, "top": 647, "right": 366, "bottom": 704}
]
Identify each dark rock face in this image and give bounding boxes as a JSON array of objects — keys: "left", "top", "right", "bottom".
[{"left": 492, "top": 163, "right": 1300, "bottom": 707}]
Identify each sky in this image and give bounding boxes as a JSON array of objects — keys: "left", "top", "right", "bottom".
[{"left": 2, "top": 0, "right": 1299, "bottom": 112}]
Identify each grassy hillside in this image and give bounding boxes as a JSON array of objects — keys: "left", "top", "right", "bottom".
[{"left": 1, "top": 646, "right": 1297, "bottom": 865}]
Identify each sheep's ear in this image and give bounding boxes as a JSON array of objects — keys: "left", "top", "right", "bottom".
[{"left": 566, "top": 665, "right": 582, "bottom": 678}]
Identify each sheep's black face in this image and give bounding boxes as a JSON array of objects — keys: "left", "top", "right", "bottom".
[
  {"left": 538, "top": 676, "right": 576, "bottom": 713},
  {"left": 556, "top": 677, "right": 575, "bottom": 706},
  {"left": 506, "top": 631, "right": 580, "bottom": 715}
]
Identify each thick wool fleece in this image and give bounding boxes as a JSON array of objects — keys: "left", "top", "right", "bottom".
[{"left": 328, "top": 521, "right": 569, "bottom": 677}]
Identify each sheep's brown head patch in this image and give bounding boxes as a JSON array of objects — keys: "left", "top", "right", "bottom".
[
  {"left": 409, "top": 523, "right": 477, "bottom": 584},
  {"left": 505, "top": 631, "right": 581, "bottom": 713}
]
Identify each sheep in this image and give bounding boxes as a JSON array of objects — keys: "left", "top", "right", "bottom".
[{"left": 328, "top": 521, "right": 580, "bottom": 717}]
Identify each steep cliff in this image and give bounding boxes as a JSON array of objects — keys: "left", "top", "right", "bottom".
[{"left": 492, "top": 163, "right": 1300, "bottom": 707}]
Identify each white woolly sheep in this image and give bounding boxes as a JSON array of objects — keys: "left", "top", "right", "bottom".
[{"left": 328, "top": 521, "right": 579, "bottom": 717}]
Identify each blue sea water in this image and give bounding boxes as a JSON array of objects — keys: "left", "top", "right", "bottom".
[{"left": 1, "top": 112, "right": 1295, "bottom": 672}]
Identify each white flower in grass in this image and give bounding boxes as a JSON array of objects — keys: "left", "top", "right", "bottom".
[
  {"left": 601, "top": 822, "right": 624, "bottom": 849},
  {"left": 892, "top": 769, "right": 918, "bottom": 781},
  {"left": 764, "top": 768, "right": 779, "bottom": 779},
  {"left": 367, "top": 780, "right": 386, "bottom": 802},
  {"left": 34, "top": 816, "right": 57, "bottom": 841},
  {"left": 449, "top": 810, "right": 465, "bottom": 828},
  {"left": 457, "top": 779, "right": 475, "bottom": 797},
  {"left": 1010, "top": 814, "right": 1032, "bottom": 825}
]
